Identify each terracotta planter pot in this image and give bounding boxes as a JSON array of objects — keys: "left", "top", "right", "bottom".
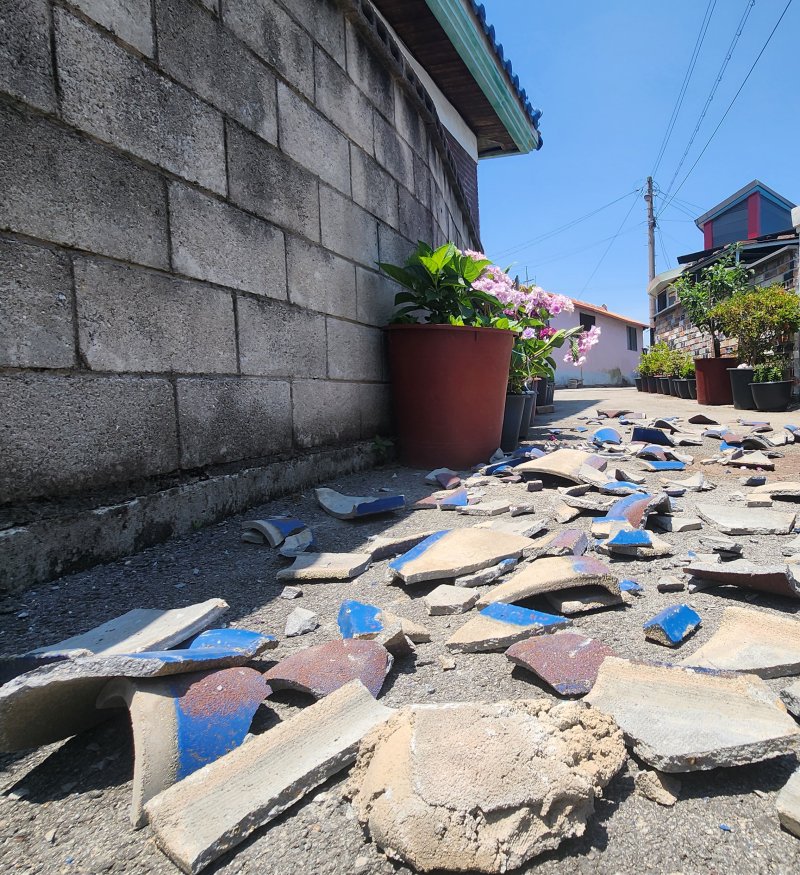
[
  {"left": 501, "top": 395, "right": 526, "bottom": 452},
  {"left": 694, "top": 357, "right": 737, "bottom": 405},
  {"left": 387, "top": 324, "right": 514, "bottom": 468},
  {"left": 727, "top": 368, "right": 756, "bottom": 410},
  {"left": 750, "top": 380, "right": 793, "bottom": 412}
]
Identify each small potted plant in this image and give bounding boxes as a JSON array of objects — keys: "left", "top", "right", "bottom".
[
  {"left": 673, "top": 248, "right": 748, "bottom": 405},
  {"left": 636, "top": 350, "right": 651, "bottom": 392},
  {"left": 711, "top": 284, "right": 800, "bottom": 410},
  {"left": 380, "top": 242, "right": 515, "bottom": 467},
  {"left": 750, "top": 356, "right": 794, "bottom": 412},
  {"left": 646, "top": 343, "right": 671, "bottom": 394},
  {"left": 671, "top": 352, "right": 695, "bottom": 399}
]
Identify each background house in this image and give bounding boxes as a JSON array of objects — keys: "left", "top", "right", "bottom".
[
  {"left": 0, "top": 0, "right": 542, "bottom": 591},
  {"left": 550, "top": 299, "right": 646, "bottom": 387},
  {"left": 648, "top": 180, "right": 799, "bottom": 355}
]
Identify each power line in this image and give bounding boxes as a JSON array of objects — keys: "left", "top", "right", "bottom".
[
  {"left": 657, "top": 226, "right": 671, "bottom": 268},
  {"left": 579, "top": 189, "right": 643, "bottom": 293},
  {"left": 651, "top": 0, "right": 717, "bottom": 177},
  {"left": 659, "top": 0, "right": 793, "bottom": 215},
  {"left": 516, "top": 223, "right": 646, "bottom": 274},
  {"left": 490, "top": 190, "right": 639, "bottom": 261},
  {"left": 659, "top": 0, "right": 756, "bottom": 206}
]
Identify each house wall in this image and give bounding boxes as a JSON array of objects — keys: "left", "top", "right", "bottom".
[
  {"left": 0, "top": 0, "right": 478, "bottom": 592},
  {"left": 549, "top": 311, "right": 643, "bottom": 387}
]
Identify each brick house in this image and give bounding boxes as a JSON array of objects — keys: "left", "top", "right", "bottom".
[
  {"left": 0, "top": 0, "right": 543, "bottom": 591},
  {"left": 648, "top": 181, "right": 799, "bottom": 355}
]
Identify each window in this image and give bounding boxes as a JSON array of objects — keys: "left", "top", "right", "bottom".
[
  {"left": 578, "top": 312, "right": 595, "bottom": 332},
  {"left": 627, "top": 326, "right": 637, "bottom": 351}
]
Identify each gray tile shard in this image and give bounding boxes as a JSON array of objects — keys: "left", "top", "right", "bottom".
[
  {"left": 285, "top": 607, "right": 319, "bottom": 637},
  {"left": 145, "top": 680, "right": 394, "bottom": 874},
  {"left": 681, "top": 606, "right": 800, "bottom": 677},
  {"left": 366, "top": 530, "right": 442, "bottom": 561},
  {"left": 585, "top": 657, "right": 800, "bottom": 772},
  {"left": 780, "top": 680, "right": 800, "bottom": 718},
  {"left": 423, "top": 585, "right": 478, "bottom": 616},
  {"left": 276, "top": 552, "right": 371, "bottom": 581},
  {"left": 777, "top": 769, "right": 800, "bottom": 839},
  {"left": 695, "top": 502, "right": 796, "bottom": 535}
]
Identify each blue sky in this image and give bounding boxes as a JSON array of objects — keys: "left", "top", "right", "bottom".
[{"left": 477, "top": 0, "right": 798, "bottom": 323}]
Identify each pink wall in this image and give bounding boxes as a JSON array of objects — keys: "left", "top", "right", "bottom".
[{"left": 549, "top": 310, "right": 643, "bottom": 387}]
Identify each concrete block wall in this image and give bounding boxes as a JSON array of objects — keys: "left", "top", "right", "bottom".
[{"left": 0, "top": 0, "right": 479, "bottom": 591}]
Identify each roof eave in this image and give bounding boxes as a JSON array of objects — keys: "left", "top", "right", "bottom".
[{"left": 425, "top": 0, "right": 541, "bottom": 154}]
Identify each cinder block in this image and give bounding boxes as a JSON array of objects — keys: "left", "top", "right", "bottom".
[
  {"left": 0, "top": 374, "right": 178, "bottom": 502},
  {"left": 351, "top": 145, "right": 399, "bottom": 229},
  {"left": 374, "top": 112, "right": 414, "bottom": 191},
  {"left": 0, "top": 238, "right": 75, "bottom": 369},
  {"left": 358, "top": 382, "right": 392, "bottom": 438},
  {"left": 286, "top": 235, "right": 356, "bottom": 319},
  {"left": 277, "top": 83, "right": 350, "bottom": 195},
  {"left": 378, "top": 224, "right": 413, "bottom": 269},
  {"left": 399, "top": 188, "right": 434, "bottom": 243},
  {"left": 285, "top": 0, "right": 344, "bottom": 66},
  {"left": 74, "top": 258, "right": 236, "bottom": 374},
  {"left": 292, "top": 380, "right": 362, "bottom": 448},
  {"left": 157, "top": 0, "right": 277, "bottom": 144},
  {"left": 55, "top": 9, "right": 226, "bottom": 193},
  {"left": 224, "top": 0, "right": 313, "bottom": 99},
  {"left": 71, "top": 0, "right": 154, "bottom": 56},
  {"left": 413, "top": 153, "right": 432, "bottom": 211},
  {"left": 0, "top": 103, "right": 168, "bottom": 269},
  {"left": 227, "top": 123, "right": 320, "bottom": 241},
  {"left": 314, "top": 48, "right": 374, "bottom": 154},
  {"left": 431, "top": 185, "right": 449, "bottom": 242},
  {"left": 319, "top": 186, "right": 378, "bottom": 268},
  {"left": 356, "top": 267, "right": 397, "bottom": 327},
  {"left": 346, "top": 21, "right": 393, "bottom": 120},
  {"left": 327, "top": 319, "right": 384, "bottom": 382},
  {"left": 0, "top": 0, "right": 56, "bottom": 111},
  {"left": 394, "top": 83, "right": 427, "bottom": 157},
  {"left": 177, "top": 377, "right": 291, "bottom": 467},
  {"left": 237, "top": 296, "right": 326, "bottom": 378},
  {"left": 169, "top": 183, "right": 286, "bottom": 299}
]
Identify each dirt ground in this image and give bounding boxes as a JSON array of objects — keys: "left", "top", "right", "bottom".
[{"left": 2, "top": 387, "right": 800, "bottom": 875}]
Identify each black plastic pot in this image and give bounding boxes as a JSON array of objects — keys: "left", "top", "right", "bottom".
[
  {"left": 658, "top": 376, "right": 671, "bottom": 394},
  {"left": 749, "top": 380, "right": 793, "bottom": 412},
  {"left": 673, "top": 378, "right": 692, "bottom": 399},
  {"left": 669, "top": 377, "right": 681, "bottom": 396},
  {"left": 501, "top": 394, "right": 526, "bottom": 452},
  {"left": 518, "top": 392, "right": 535, "bottom": 438},
  {"left": 646, "top": 376, "right": 659, "bottom": 393},
  {"left": 687, "top": 378, "right": 697, "bottom": 399},
  {"left": 727, "top": 367, "right": 756, "bottom": 410},
  {"left": 544, "top": 379, "right": 555, "bottom": 406},
  {"left": 634, "top": 377, "right": 643, "bottom": 392}
]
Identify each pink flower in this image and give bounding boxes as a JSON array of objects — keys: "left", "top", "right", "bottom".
[
  {"left": 462, "top": 249, "right": 487, "bottom": 260},
  {"left": 521, "top": 328, "right": 536, "bottom": 340},
  {"left": 538, "top": 327, "right": 556, "bottom": 339}
]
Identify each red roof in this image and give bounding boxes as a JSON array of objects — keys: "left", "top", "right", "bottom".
[{"left": 569, "top": 298, "right": 648, "bottom": 329}]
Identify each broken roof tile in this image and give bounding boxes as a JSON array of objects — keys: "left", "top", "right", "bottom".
[
  {"left": 315, "top": 487, "right": 404, "bottom": 519},
  {"left": 643, "top": 605, "right": 701, "bottom": 647},
  {"left": 445, "top": 603, "right": 569, "bottom": 652}
]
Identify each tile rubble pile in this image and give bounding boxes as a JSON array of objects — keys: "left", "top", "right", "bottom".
[{"left": 4, "top": 409, "right": 800, "bottom": 872}]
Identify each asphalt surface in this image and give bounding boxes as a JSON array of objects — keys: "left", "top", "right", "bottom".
[{"left": 2, "top": 387, "right": 800, "bottom": 875}]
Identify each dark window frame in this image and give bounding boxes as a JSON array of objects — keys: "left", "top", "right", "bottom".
[
  {"left": 578, "top": 311, "right": 596, "bottom": 332},
  {"left": 627, "top": 325, "right": 637, "bottom": 351}
]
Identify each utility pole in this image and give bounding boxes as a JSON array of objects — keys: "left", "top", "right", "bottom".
[
  {"left": 645, "top": 176, "right": 656, "bottom": 347},
  {"left": 645, "top": 176, "right": 655, "bottom": 282}
]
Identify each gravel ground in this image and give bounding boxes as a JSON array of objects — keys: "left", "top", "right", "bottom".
[{"left": 2, "top": 388, "right": 800, "bottom": 875}]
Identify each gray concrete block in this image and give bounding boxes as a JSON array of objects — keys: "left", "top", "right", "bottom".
[
  {"left": 237, "top": 296, "right": 326, "bottom": 378},
  {"left": 74, "top": 258, "right": 236, "bottom": 374},
  {"left": 224, "top": 0, "right": 313, "bottom": 99},
  {"left": 55, "top": 9, "right": 226, "bottom": 193},
  {"left": 346, "top": 21, "right": 393, "bottom": 120},
  {"left": 394, "top": 83, "right": 427, "bottom": 157},
  {"left": 413, "top": 153, "right": 432, "bottom": 211},
  {"left": 326, "top": 319, "right": 384, "bottom": 382},
  {"left": 0, "top": 0, "right": 56, "bottom": 111},
  {"left": 286, "top": 235, "right": 356, "bottom": 319},
  {"left": 399, "top": 187, "right": 434, "bottom": 243},
  {"left": 177, "top": 377, "right": 291, "bottom": 467},
  {"left": 157, "top": 0, "right": 277, "bottom": 144},
  {"left": 431, "top": 184, "right": 449, "bottom": 243},
  {"left": 169, "top": 183, "right": 286, "bottom": 299},
  {"left": 319, "top": 186, "right": 378, "bottom": 268},
  {"left": 197, "top": 0, "right": 217, "bottom": 10},
  {"left": 314, "top": 48, "right": 374, "bottom": 154},
  {"left": 292, "top": 380, "right": 362, "bottom": 448},
  {"left": 0, "top": 238, "right": 75, "bottom": 369},
  {"left": 277, "top": 82, "right": 350, "bottom": 195},
  {"left": 374, "top": 112, "right": 414, "bottom": 191},
  {"left": 71, "top": 0, "right": 154, "bottom": 56},
  {"left": 227, "top": 123, "right": 320, "bottom": 241},
  {"left": 0, "top": 374, "right": 178, "bottom": 502},
  {"left": 351, "top": 145, "right": 399, "bottom": 229},
  {"left": 285, "top": 0, "right": 345, "bottom": 66},
  {"left": 0, "top": 103, "right": 168, "bottom": 269},
  {"left": 358, "top": 382, "right": 392, "bottom": 438},
  {"left": 378, "top": 224, "right": 414, "bottom": 269},
  {"left": 356, "top": 267, "right": 397, "bottom": 327}
]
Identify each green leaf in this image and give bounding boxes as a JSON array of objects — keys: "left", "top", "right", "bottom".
[{"left": 378, "top": 263, "right": 419, "bottom": 290}]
